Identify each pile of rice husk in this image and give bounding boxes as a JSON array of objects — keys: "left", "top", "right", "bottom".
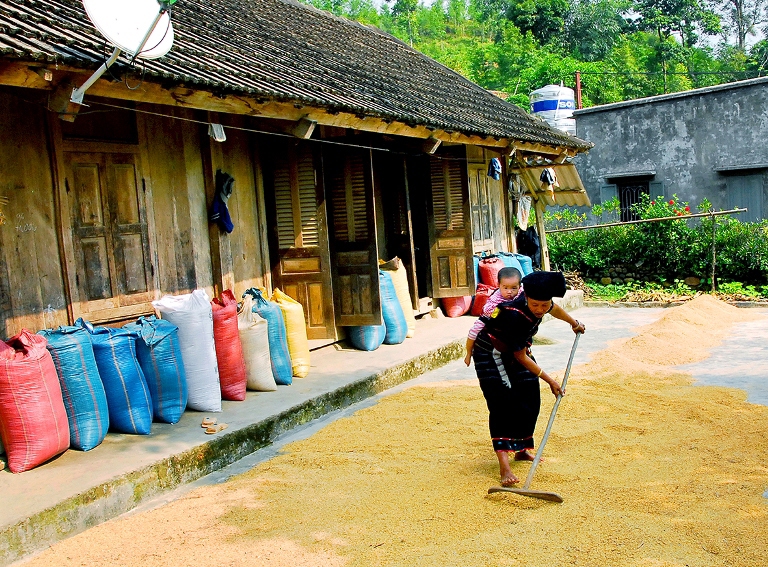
[{"left": 26, "top": 296, "right": 768, "bottom": 567}]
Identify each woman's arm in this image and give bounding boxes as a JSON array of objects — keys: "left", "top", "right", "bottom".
[
  {"left": 549, "top": 303, "right": 586, "bottom": 334},
  {"left": 512, "top": 349, "right": 563, "bottom": 397}
]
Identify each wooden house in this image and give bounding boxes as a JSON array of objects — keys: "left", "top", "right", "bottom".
[{"left": 0, "top": 0, "right": 592, "bottom": 342}]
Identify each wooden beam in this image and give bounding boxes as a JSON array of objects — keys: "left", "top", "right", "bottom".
[
  {"left": 291, "top": 116, "right": 317, "bottom": 139},
  {"left": 0, "top": 62, "right": 521, "bottom": 149},
  {"left": 534, "top": 199, "right": 550, "bottom": 271}
]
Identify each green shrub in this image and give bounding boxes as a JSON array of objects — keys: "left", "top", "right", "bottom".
[{"left": 546, "top": 195, "right": 768, "bottom": 285}]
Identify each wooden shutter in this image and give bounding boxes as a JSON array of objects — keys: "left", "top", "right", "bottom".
[
  {"left": 600, "top": 184, "right": 618, "bottom": 223},
  {"left": 325, "top": 148, "right": 381, "bottom": 326},
  {"left": 649, "top": 181, "right": 665, "bottom": 202},
  {"left": 428, "top": 151, "right": 475, "bottom": 298},
  {"left": 267, "top": 141, "right": 336, "bottom": 339},
  {"left": 726, "top": 174, "right": 763, "bottom": 222},
  {"left": 468, "top": 165, "right": 493, "bottom": 252}
]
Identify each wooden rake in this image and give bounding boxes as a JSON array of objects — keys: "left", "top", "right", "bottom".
[{"left": 488, "top": 331, "right": 582, "bottom": 503}]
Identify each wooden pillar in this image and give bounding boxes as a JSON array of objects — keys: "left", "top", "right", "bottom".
[{"left": 535, "top": 198, "right": 550, "bottom": 271}]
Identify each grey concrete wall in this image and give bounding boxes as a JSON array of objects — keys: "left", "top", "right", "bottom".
[{"left": 574, "top": 80, "right": 768, "bottom": 219}]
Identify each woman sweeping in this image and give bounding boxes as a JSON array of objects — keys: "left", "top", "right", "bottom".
[{"left": 471, "top": 271, "right": 586, "bottom": 486}]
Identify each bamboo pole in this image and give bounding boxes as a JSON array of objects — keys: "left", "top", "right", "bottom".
[
  {"left": 546, "top": 208, "right": 747, "bottom": 234},
  {"left": 711, "top": 213, "right": 717, "bottom": 293}
]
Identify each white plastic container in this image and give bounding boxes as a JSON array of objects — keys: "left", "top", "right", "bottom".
[{"left": 530, "top": 85, "right": 577, "bottom": 135}]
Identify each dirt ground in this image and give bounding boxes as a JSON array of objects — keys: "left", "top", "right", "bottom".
[{"left": 23, "top": 296, "right": 768, "bottom": 567}]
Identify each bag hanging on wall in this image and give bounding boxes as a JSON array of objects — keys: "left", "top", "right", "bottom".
[
  {"left": 237, "top": 295, "right": 277, "bottom": 392},
  {"left": 78, "top": 320, "right": 153, "bottom": 435},
  {"left": 211, "top": 290, "right": 248, "bottom": 401},
  {"left": 243, "top": 288, "right": 293, "bottom": 385},
  {"left": 271, "top": 289, "right": 310, "bottom": 378},
  {"left": 153, "top": 290, "right": 222, "bottom": 412},
  {"left": 123, "top": 316, "right": 188, "bottom": 424},
  {"left": 0, "top": 330, "right": 70, "bottom": 473},
  {"left": 38, "top": 325, "right": 109, "bottom": 450}
]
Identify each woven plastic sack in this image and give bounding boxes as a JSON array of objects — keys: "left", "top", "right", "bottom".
[
  {"left": 0, "top": 331, "right": 70, "bottom": 473},
  {"left": 479, "top": 256, "right": 504, "bottom": 286},
  {"left": 470, "top": 284, "right": 497, "bottom": 317},
  {"left": 123, "top": 316, "right": 188, "bottom": 424},
  {"left": 440, "top": 296, "right": 472, "bottom": 318},
  {"left": 38, "top": 326, "right": 109, "bottom": 450},
  {"left": 78, "top": 320, "right": 153, "bottom": 435},
  {"left": 153, "top": 290, "right": 222, "bottom": 412},
  {"left": 271, "top": 289, "right": 310, "bottom": 378},
  {"left": 379, "top": 270, "right": 407, "bottom": 345},
  {"left": 514, "top": 254, "right": 534, "bottom": 276},
  {"left": 379, "top": 257, "right": 416, "bottom": 338},
  {"left": 238, "top": 295, "right": 277, "bottom": 391},
  {"left": 347, "top": 324, "right": 386, "bottom": 351},
  {"left": 244, "top": 288, "right": 292, "bottom": 385},
  {"left": 211, "top": 290, "right": 248, "bottom": 400},
  {"left": 497, "top": 252, "right": 525, "bottom": 276}
]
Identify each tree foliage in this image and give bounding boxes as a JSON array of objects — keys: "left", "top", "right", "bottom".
[{"left": 300, "top": 0, "right": 766, "bottom": 108}]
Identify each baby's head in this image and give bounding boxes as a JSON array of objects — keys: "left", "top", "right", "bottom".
[{"left": 497, "top": 267, "right": 522, "bottom": 299}]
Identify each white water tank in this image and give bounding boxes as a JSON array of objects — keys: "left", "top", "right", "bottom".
[{"left": 530, "top": 84, "right": 576, "bottom": 136}]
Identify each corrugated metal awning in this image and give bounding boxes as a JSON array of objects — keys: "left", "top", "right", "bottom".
[{"left": 514, "top": 163, "right": 591, "bottom": 207}]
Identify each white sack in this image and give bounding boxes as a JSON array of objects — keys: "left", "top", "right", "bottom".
[
  {"left": 152, "top": 290, "right": 222, "bottom": 412},
  {"left": 238, "top": 295, "right": 277, "bottom": 392}
]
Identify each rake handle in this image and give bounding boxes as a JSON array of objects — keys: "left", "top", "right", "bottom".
[{"left": 522, "top": 332, "right": 582, "bottom": 489}]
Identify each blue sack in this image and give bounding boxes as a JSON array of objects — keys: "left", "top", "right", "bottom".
[
  {"left": 514, "top": 254, "right": 534, "bottom": 276},
  {"left": 244, "top": 289, "right": 293, "bottom": 385},
  {"left": 380, "top": 271, "right": 407, "bottom": 345},
  {"left": 347, "top": 324, "right": 386, "bottom": 351},
  {"left": 473, "top": 255, "right": 481, "bottom": 288},
  {"left": 77, "top": 319, "right": 153, "bottom": 435},
  {"left": 497, "top": 252, "right": 525, "bottom": 276},
  {"left": 124, "top": 316, "right": 188, "bottom": 424},
  {"left": 38, "top": 326, "right": 109, "bottom": 451}
]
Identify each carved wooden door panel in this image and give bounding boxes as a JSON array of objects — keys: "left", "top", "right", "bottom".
[
  {"left": 64, "top": 152, "right": 154, "bottom": 321},
  {"left": 265, "top": 141, "right": 335, "bottom": 339},
  {"left": 428, "top": 150, "right": 475, "bottom": 298}
]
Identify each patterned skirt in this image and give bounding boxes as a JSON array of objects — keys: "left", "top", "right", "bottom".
[{"left": 473, "top": 331, "right": 541, "bottom": 452}]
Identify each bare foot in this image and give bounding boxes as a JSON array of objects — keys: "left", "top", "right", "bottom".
[
  {"left": 514, "top": 450, "right": 536, "bottom": 461},
  {"left": 501, "top": 471, "right": 520, "bottom": 486}
]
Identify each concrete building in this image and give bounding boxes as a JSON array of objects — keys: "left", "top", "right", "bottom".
[{"left": 574, "top": 77, "right": 768, "bottom": 222}]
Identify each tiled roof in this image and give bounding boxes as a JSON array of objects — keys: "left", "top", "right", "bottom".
[{"left": 0, "top": 0, "right": 592, "bottom": 150}]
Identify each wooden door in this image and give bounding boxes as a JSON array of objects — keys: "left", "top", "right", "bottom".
[
  {"left": 64, "top": 151, "right": 154, "bottom": 321},
  {"left": 468, "top": 164, "right": 494, "bottom": 253},
  {"left": 428, "top": 150, "right": 475, "bottom": 298},
  {"left": 265, "top": 141, "right": 335, "bottom": 339},
  {"left": 324, "top": 148, "right": 381, "bottom": 326}
]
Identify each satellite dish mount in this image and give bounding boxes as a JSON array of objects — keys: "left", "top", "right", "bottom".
[{"left": 70, "top": 0, "right": 176, "bottom": 105}]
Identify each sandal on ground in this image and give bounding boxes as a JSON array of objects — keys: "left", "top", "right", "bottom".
[
  {"left": 201, "top": 417, "right": 217, "bottom": 428},
  {"left": 205, "top": 423, "right": 228, "bottom": 434}
]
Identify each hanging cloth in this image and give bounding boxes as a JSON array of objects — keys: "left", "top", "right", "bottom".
[
  {"left": 487, "top": 157, "right": 502, "bottom": 180},
  {"left": 209, "top": 169, "right": 235, "bottom": 233}
]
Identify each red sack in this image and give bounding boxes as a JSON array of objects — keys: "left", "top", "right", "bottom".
[
  {"left": 479, "top": 257, "right": 504, "bottom": 286},
  {"left": 211, "top": 290, "right": 247, "bottom": 401},
  {"left": 441, "top": 296, "right": 472, "bottom": 318},
  {"left": 471, "top": 284, "right": 497, "bottom": 316},
  {"left": 0, "top": 330, "right": 69, "bottom": 473}
]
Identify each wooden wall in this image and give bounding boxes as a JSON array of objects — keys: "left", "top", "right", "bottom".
[
  {"left": 0, "top": 89, "right": 68, "bottom": 337},
  {"left": 140, "top": 106, "right": 213, "bottom": 297}
]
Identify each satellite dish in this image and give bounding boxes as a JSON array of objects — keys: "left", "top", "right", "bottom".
[
  {"left": 83, "top": 0, "right": 174, "bottom": 59},
  {"left": 70, "top": 0, "right": 176, "bottom": 105}
]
